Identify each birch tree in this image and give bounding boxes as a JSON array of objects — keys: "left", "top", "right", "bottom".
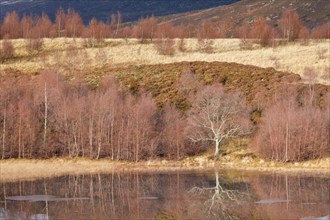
[
  {"left": 187, "top": 84, "right": 250, "bottom": 157},
  {"left": 278, "top": 10, "right": 303, "bottom": 42}
]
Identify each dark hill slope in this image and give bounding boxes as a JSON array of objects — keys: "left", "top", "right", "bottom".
[
  {"left": 107, "top": 62, "right": 327, "bottom": 111},
  {"left": 160, "top": 0, "right": 330, "bottom": 29},
  {"left": 0, "top": 0, "right": 238, "bottom": 24}
]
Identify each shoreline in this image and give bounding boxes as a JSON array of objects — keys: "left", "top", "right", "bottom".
[{"left": 1, "top": 157, "right": 329, "bottom": 182}]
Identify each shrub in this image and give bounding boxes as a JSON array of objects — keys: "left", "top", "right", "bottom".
[
  {"left": 278, "top": 10, "right": 302, "bottom": 41},
  {"left": 197, "top": 39, "right": 214, "bottom": 53},
  {"left": 316, "top": 47, "right": 327, "bottom": 59},
  {"left": 311, "top": 22, "right": 330, "bottom": 39},
  {"left": 250, "top": 17, "right": 274, "bottom": 47},
  {"left": 0, "top": 38, "right": 15, "bottom": 62},
  {"left": 239, "top": 39, "right": 254, "bottom": 50},
  {"left": 178, "top": 38, "right": 187, "bottom": 52},
  {"left": 253, "top": 89, "right": 329, "bottom": 162},
  {"left": 26, "top": 38, "right": 43, "bottom": 55},
  {"left": 154, "top": 37, "right": 175, "bottom": 55}
]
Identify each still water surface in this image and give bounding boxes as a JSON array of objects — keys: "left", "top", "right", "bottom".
[{"left": 0, "top": 170, "right": 329, "bottom": 219}]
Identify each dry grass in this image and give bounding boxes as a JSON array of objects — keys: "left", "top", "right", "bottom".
[
  {"left": 1, "top": 156, "right": 328, "bottom": 182},
  {"left": 1, "top": 38, "right": 329, "bottom": 84},
  {"left": 0, "top": 158, "right": 174, "bottom": 182}
]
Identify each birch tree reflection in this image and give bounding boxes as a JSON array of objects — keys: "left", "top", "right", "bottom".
[{"left": 189, "top": 170, "right": 251, "bottom": 219}]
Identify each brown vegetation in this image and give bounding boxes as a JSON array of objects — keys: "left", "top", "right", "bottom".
[
  {"left": 278, "top": 10, "right": 307, "bottom": 42},
  {"left": 250, "top": 17, "right": 275, "bottom": 47},
  {"left": 253, "top": 86, "right": 329, "bottom": 162},
  {"left": 311, "top": 22, "right": 330, "bottom": 39},
  {"left": 0, "top": 36, "right": 15, "bottom": 61},
  {"left": 154, "top": 38, "right": 175, "bottom": 55}
]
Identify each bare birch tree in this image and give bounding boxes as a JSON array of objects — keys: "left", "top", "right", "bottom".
[{"left": 187, "top": 84, "right": 250, "bottom": 157}]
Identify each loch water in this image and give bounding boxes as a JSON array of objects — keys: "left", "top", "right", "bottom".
[{"left": 0, "top": 170, "right": 329, "bottom": 219}]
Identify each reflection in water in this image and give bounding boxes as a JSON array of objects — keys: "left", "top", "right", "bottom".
[
  {"left": 189, "top": 171, "right": 251, "bottom": 219},
  {"left": 250, "top": 173, "right": 329, "bottom": 220},
  {"left": 0, "top": 171, "right": 329, "bottom": 219}
]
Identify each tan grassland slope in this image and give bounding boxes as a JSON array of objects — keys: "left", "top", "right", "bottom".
[{"left": 1, "top": 38, "right": 329, "bottom": 84}]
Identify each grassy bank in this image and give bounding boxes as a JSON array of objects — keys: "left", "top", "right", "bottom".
[{"left": 1, "top": 155, "right": 329, "bottom": 182}]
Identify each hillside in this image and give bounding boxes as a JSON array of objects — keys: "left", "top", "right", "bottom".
[
  {"left": 113, "top": 61, "right": 302, "bottom": 108},
  {"left": 0, "top": 0, "right": 238, "bottom": 24},
  {"left": 160, "top": 0, "right": 330, "bottom": 28}
]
